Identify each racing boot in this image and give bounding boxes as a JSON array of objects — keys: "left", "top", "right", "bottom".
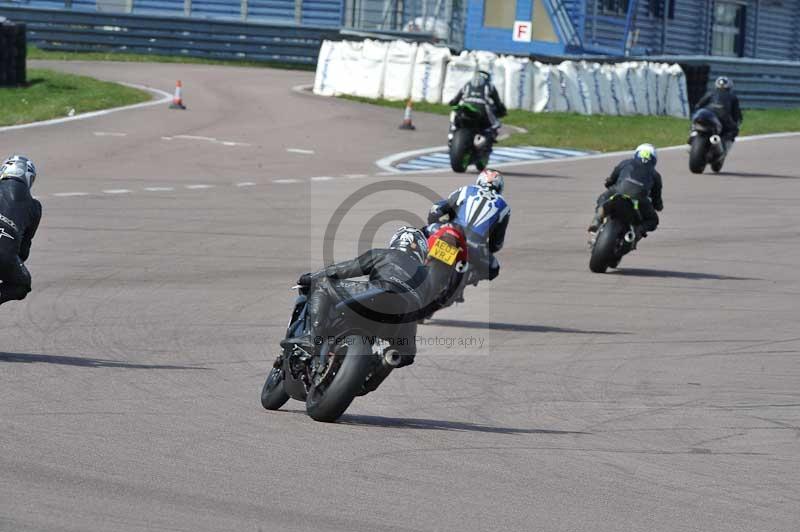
[
  {"left": 280, "top": 289, "right": 331, "bottom": 350},
  {"left": 587, "top": 206, "right": 604, "bottom": 233}
]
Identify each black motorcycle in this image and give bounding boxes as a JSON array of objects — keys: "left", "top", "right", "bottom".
[
  {"left": 261, "top": 284, "right": 409, "bottom": 422},
  {"left": 688, "top": 108, "right": 727, "bottom": 174},
  {"left": 449, "top": 102, "right": 493, "bottom": 173},
  {"left": 589, "top": 194, "right": 643, "bottom": 273}
]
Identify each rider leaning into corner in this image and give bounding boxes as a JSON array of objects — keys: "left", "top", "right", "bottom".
[
  {"left": 281, "top": 227, "right": 430, "bottom": 368},
  {"left": 696, "top": 76, "right": 743, "bottom": 149},
  {"left": 448, "top": 71, "right": 508, "bottom": 143},
  {"left": 426, "top": 169, "right": 510, "bottom": 289},
  {"left": 588, "top": 144, "right": 663, "bottom": 237},
  {"left": 0, "top": 155, "right": 42, "bottom": 306}
]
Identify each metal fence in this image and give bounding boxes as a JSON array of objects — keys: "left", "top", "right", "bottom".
[
  {"left": 1, "top": 0, "right": 463, "bottom": 41},
  {"left": 0, "top": 5, "right": 349, "bottom": 64},
  {"left": 2, "top": 0, "right": 346, "bottom": 27},
  {"left": 645, "top": 55, "right": 800, "bottom": 109}
]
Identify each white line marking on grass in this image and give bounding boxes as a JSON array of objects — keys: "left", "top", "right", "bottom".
[
  {"left": 286, "top": 148, "right": 315, "bottom": 155},
  {"left": 0, "top": 84, "right": 172, "bottom": 133}
]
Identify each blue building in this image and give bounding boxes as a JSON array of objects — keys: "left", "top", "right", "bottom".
[{"left": 464, "top": 0, "right": 800, "bottom": 60}]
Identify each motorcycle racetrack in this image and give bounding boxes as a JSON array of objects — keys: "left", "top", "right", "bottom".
[{"left": 1, "top": 61, "right": 798, "bottom": 532}]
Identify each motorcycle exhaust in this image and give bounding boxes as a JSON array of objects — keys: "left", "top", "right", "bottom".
[
  {"left": 383, "top": 349, "right": 403, "bottom": 367},
  {"left": 710, "top": 134, "right": 721, "bottom": 145},
  {"left": 473, "top": 135, "right": 486, "bottom": 148},
  {"left": 624, "top": 229, "right": 637, "bottom": 243}
]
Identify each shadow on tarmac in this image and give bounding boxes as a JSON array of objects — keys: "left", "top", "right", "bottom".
[
  {"left": 609, "top": 268, "right": 759, "bottom": 281},
  {"left": 716, "top": 171, "right": 798, "bottom": 179},
  {"left": 425, "top": 319, "right": 626, "bottom": 335},
  {"left": 0, "top": 352, "right": 209, "bottom": 370},
  {"left": 339, "top": 414, "right": 588, "bottom": 435}
]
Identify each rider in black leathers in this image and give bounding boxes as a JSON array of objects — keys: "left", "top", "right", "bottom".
[
  {"left": 281, "top": 227, "right": 430, "bottom": 367},
  {"left": 448, "top": 71, "right": 507, "bottom": 142},
  {"left": 0, "top": 155, "right": 42, "bottom": 306},
  {"left": 695, "top": 76, "right": 742, "bottom": 145},
  {"left": 588, "top": 144, "right": 663, "bottom": 236}
]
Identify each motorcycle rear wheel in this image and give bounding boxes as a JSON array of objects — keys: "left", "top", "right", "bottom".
[
  {"left": 689, "top": 136, "right": 708, "bottom": 174},
  {"left": 306, "top": 337, "right": 376, "bottom": 422},
  {"left": 449, "top": 129, "right": 473, "bottom": 173},
  {"left": 589, "top": 219, "right": 624, "bottom": 273}
]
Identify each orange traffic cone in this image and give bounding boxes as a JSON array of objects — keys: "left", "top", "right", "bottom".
[
  {"left": 169, "top": 80, "right": 186, "bottom": 110},
  {"left": 398, "top": 99, "right": 415, "bottom": 130}
]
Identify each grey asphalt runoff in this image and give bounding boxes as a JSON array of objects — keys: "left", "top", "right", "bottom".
[{"left": 1, "top": 61, "right": 798, "bottom": 532}]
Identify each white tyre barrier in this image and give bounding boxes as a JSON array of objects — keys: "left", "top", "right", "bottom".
[
  {"left": 410, "top": 43, "right": 450, "bottom": 104},
  {"left": 442, "top": 51, "right": 478, "bottom": 104},
  {"left": 383, "top": 40, "right": 418, "bottom": 101},
  {"left": 502, "top": 56, "right": 534, "bottom": 111},
  {"left": 313, "top": 39, "right": 689, "bottom": 116}
]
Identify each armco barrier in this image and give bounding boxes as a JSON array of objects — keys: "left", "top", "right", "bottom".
[
  {"left": 635, "top": 55, "right": 800, "bottom": 109},
  {"left": 0, "top": 19, "right": 26, "bottom": 86},
  {"left": 0, "top": 6, "right": 342, "bottom": 64}
]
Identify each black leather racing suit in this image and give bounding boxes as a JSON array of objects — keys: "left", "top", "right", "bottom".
[
  {"left": 696, "top": 89, "right": 742, "bottom": 142},
  {"left": 302, "top": 248, "right": 430, "bottom": 364},
  {"left": 0, "top": 177, "right": 41, "bottom": 305},
  {"left": 448, "top": 78, "right": 507, "bottom": 135},
  {"left": 596, "top": 158, "right": 663, "bottom": 233}
]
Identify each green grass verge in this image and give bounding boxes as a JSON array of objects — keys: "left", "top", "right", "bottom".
[
  {"left": 0, "top": 68, "right": 151, "bottom": 127},
  {"left": 340, "top": 95, "right": 800, "bottom": 152},
  {"left": 27, "top": 45, "right": 315, "bottom": 71}
]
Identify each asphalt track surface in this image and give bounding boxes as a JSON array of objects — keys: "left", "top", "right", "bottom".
[{"left": 1, "top": 61, "right": 799, "bottom": 532}]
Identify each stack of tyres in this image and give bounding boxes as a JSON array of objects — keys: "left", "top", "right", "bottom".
[{"left": 0, "top": 20, "right": 26, "bottom": 86}]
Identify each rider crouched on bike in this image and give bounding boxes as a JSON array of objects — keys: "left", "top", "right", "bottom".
[
  {"left": 281, "top": 227, "right": 430, "bottom": 368},
  {"left": 426, "top": 169, "right": 510, "bottom": 285},
  {"left": 448, "top": 71, "right": 507, "bottom": 144},
  {"left": 695, "top": 76, "right": 742, "bottom": 148},
  {"left": 0, "top": 155, "right": 42, "bottom": 306},
  {"left": 588, "top": 144, "right": 663, "bottom": 237}
]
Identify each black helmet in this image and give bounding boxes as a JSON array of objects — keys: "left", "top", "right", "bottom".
[{"left": 388, "top": 226, "right": 428, "bottom": 264}]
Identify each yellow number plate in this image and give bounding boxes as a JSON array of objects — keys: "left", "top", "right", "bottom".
[{"left": 429, "top": 239, "right": 459, "bottom": 266}]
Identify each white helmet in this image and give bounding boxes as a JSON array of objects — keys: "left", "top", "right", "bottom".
[
  {"left": 388, "top": 226, "right": 429, "bottom": 264},
  {"left": 476, "top": 168, "right": 505, "bottom": 194},
  {"left": 1, "top": 155, "right": 36, "bottom": 188},
  {"left": 633, "top": 144, "right": 657, "bottom": 165}
]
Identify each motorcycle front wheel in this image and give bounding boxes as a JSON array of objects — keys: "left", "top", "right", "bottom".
[{"left": 260, "top": 366, "right": 290, "bottom": 411}]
